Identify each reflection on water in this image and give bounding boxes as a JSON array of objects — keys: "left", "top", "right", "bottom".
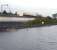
[{"left": 0, "top": 25, "right": 57, "bottom": 50}]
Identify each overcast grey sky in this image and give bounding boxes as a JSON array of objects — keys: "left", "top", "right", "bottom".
[{"left": 0, "top": 0, "right": 57, "bottom": 16}]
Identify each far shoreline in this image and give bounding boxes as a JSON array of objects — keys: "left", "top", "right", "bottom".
[{"left": 17, "top": 24, "right": 57, "bottom": 29}]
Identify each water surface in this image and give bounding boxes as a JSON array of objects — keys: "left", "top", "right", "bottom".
[{"left": 0, "top": 25, "right": 57, "bottom": 50}]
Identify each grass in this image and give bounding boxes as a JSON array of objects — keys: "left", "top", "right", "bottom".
[{"left": 24, "top": 17, "right": 57, "bottom": 27}]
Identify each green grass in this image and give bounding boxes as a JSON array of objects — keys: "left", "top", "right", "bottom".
[{"left": 25, "top": 18, "right": 57, "bottom": 27}]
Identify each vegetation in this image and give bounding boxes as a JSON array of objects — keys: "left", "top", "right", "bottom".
[
  {"left": 0, "top": 10, "right": 18, "bottom": 17},
  {"left": 24, "top": 14, "right": 57, "bottom": 27},
  {"left": 0, "top": 10, "right": 57, "bottom": 27}
]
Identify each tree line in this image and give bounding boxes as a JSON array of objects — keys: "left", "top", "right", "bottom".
[{"left": 0, "top": 10, "right": 57, "bottom": 19}]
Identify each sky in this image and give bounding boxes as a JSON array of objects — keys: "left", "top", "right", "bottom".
[{"left": 0, "top": 0, "right": 57, "bottom": 16}]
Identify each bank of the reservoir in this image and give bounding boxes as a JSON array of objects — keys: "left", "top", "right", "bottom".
[
  {"left": 23, "top": 17, "right": 57, "bottom": 29},
  {"left": 0, "top": 16, "right": 57, "bottom": 29}
]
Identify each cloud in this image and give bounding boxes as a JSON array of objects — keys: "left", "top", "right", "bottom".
[{"left": 0, "top": 0, "right": 57, "bottom": 16}]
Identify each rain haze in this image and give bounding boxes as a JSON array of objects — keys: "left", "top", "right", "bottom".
[{"left": 0, "top": 0, "right": 57, "bottom": 16}]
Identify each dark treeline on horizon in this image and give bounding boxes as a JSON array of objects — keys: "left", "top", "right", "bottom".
[
  {"left": 0, "top": 10, "right": 57, "bottom": 27},
  {"left": 0, "top": 10, "right": 57, "bottom": 19}
]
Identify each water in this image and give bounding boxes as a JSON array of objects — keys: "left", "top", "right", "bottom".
[{"left": 0, "top": 25, "right": 57, "bottom": 50}]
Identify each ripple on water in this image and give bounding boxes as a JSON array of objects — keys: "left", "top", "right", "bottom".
[{"left": 48, "top": 41, "right": 57, "bottom": 45}]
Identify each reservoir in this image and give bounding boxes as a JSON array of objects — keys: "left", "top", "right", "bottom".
[{"left": 0, "top": 25, "right": 57, "bottom": 50}]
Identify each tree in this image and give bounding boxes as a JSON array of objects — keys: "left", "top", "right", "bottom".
[
  {"left": 2, "top": 10, "right": 8, "bottom": 15},
  {"left": 47, "top": 16, "right": 52, "bottom": 19},
  {"left": 52, "top": 13, "right": 57, "bottom": 19},
  {"left": 14, "top": 11, "right": 17, "bottom": 15}
]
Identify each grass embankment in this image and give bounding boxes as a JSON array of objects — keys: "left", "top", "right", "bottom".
[{"left": 24, "top": 17, "right": 57, "bottom": 27}]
